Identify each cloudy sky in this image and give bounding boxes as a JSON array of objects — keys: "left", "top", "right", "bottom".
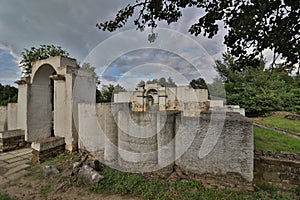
[{"left": 0, "top": 0, "right": 226, "bottom": 89}]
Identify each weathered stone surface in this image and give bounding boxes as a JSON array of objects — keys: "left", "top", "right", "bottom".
[
  {"left": 31, "top": 137, "right": 65, "bottom": 164},
  {"left": 0, "top": 129, "right": 27, "bottom": 152},
  {"left": 78, "top": 165, "right": 104, "bottom": 184},
  {"left": 84, "top": 160, "right": 102, "bottom": 171},
  {"left": 284, "top": 114, "right": 300, "bottom": 120},
  {"left": 175, "top": 112, "right": 253, "bottom": 182},
  {"left": 43, "top": 165, "right": 59, "bottom": 177},
  {"left": 254, "top": 150, "right": 300, "bottom": 197}
]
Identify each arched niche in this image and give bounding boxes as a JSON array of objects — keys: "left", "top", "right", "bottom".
[{"left": 27, "top": 64, "right": 56, "bottom": 141}]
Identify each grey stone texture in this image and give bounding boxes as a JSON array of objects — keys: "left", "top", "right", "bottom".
[
  {"left": 0, "top": 129, "right": 27, "bottom": 152},
  {"left": 78, "top": 105, "right": 254, "bottom": 189},
  {"left": 31, "top": 136, "right": 65, "bottom": 164},
  {"left": 0, "top": 148, "right": 31, "bottom": 184},
  {"left": 254, "top": 150, "right": 300, "bottom": 196},
  {"left": 78, "top": 165, "right": 104, "bottom": 184},
  {"left": 43, "top": 165, "right": 60, "bottom": 177}
]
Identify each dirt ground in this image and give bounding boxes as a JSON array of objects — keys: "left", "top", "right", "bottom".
[{"left": 0, "top": 153, "right": 139, "bottom": 200}]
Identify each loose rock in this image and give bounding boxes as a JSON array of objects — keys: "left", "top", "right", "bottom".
[
  {"left": 43, "top": 165, "right": 59, "bottom": 177},
  {"left": 78, "top": 165, "right": 104, "bottom": 184},
  {"left": 84, "top": 160, "right": 102, "bottom": 171}
]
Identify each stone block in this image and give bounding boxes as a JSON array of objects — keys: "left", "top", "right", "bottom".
[{"left": 31, "top": 136, "right": 65, "bottom": 164}]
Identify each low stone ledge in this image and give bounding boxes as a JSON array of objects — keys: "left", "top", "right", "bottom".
[
  {"left": 259, "top": 157, "right": 300, "bottom": 168},
  {"left": 0, "top": 129, "right": 24, "bottom": 139},
  {"left": 31, "top": 136, "right": 65, "bottom": 164},
  {"left": 31, "top": 136, "right": 65, "bottom": 152},
  {"left": 0, "top": 129, "right": 27, "bottom": 152},
  {"left": 254, "top": 150, "right": 300, "bottom": 197}
]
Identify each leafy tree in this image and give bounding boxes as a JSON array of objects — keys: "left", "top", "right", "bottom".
[
  {"left": 81, "top": 62, "right": 100, "bottom": 84},
  {"left": 206, "top": 78, "right": 226, "bottom": 99},
  {"left": 137, "top": 80, "right": 146, "bottom": 87},
  {"left": 138, "top": 76, "right": 177, "bottom": 87},
  {"left": 189, "top": 77, "right": 207, "bottom": 89},
  {"left": 96, "top": 84, "right": 126, "bottom": 103},
  {"left": 0, "top": 84, "right": 18, "bottom": 106},
  {"left": 215, "top": 53, "right": 300, "bottom": 116},
  {"left": 19, "top": 44, "right": 69, "bottom": 76},
  {"left": 166, "top": 77, "right": 176, "bottom": 87},
  {"left": 97, "top": 0, "right": 299, "bottom": 72}
]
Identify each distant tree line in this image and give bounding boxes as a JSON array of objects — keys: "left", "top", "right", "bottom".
[
  {"left": 0, "top": 84, "right": 18, "bottom": 106},
  {"left": 137, "top": 77, "right": 177, "bottom": 87},
  {"left": 96, "top": 84, "right": 126, "bottom": 103}
]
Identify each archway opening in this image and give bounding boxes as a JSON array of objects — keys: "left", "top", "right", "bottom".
[
  {"left": 28, "top": 64, "right": 57, "bottom": 141},
  {"left": 146, "top": 89, "right": 158, "bottom": 111}
]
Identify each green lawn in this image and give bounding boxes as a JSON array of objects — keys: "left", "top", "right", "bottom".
[
  {"left": 253, "top": 114, "right": 300, "bottom": 134},
  {"left": 0, "top": 193, "right": 15, "bottom": 200},
  {"left": 254, "top": 126, "right": 300, "bottom": 153}
]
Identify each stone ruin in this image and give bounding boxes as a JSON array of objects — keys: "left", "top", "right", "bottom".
[{"left": 0, "top": 56, "right": 254, "bottom": 190}]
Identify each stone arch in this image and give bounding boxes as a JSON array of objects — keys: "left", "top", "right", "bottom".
[
  {"left": 24, "top": 56, "right": 78, "bottom": 144},
  {"left": 145, "top": 89, "right": 158, "bottom": 110},
  {"left": 17, "top": 56, "right": 96, "bottom": 151},
  {"left": 27, "top": 64, "right": 57, "bottom": 141}
]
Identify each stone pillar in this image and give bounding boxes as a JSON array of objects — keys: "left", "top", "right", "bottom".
[
  {"left": 15, "top": 78, "right": 30, "bottom": 139},
  {"left": 157, "top": 111, "right": 176, "bottom": 168}
]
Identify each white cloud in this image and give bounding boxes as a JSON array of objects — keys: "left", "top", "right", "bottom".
[{"left": 0, "top": 0, "right": 227, "bottom": 85}]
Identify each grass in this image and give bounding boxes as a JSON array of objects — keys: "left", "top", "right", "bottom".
[
  {"left": 91, "top": 166, "right": 292, "bottom": 200},
  {"left": 253, "top": 113, "right": 300, "bottom": 134},
  {"left": 254, "top": 126, "right": 300, "bottom": 152},
  {"left": 0, "top": 193, "right": 16, "bottom": 200}
]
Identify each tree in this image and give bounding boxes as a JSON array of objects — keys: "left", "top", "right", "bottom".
[
  {"left": 0, "top": 84, "right": 18, "bottom": 106},
  {"left": 166, "top": 77, "right": 176, "bottom": 87},
  {"left": 96, "top": 84, "right": 126, "bottom": 103},
  {"left": 139, "top": 76, "right": 177, "bottom": 87},
  {"left": 137, "top": 80, "right": 146, "bottom": 87},
  {"left": 215, "top": 53, "right": 300, "bottom": 116},
  {"left": 19, "top": 44, "right": 69, "bottom": 76},
  {"left": 189, "top": 77, "right": 208, "bottom": 89},
  {"left": 97, "top": 0, "right": 299, "bottom": 72},
  {"left": 81, "top": 62, "right": 100, "bottom": 84},
  {"left": 207, "top": 78, "right": 226, "bottom": 99}
]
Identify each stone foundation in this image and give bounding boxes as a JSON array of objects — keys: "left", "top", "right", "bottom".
[
  {"left": 31, "top": 136, "right": 65, "bottom": 164},
  {"left": 0, "top": 129, "right": 27, "bottom": 152},
  {"left": 254, "top": 150, "right": 300, "bottom": 197},
  {"left": 147, "top": 165, "right": 253, "bottom": 191}
]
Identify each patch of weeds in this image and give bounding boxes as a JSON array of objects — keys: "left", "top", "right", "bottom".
[
  {"left": 296, "top": 186, "right": 300, "bottom": 197},
  {"left": 256, "top": 183, "right": 278, "bottom": 194},
  {"left": 91, "top": 166, "right": 294, "bottom": 200},
  {"left": 0, "top": 193, "right": 16, "bottom": 200},
  {"left": 39, "top": 177, "right": 61, "bottom": 196},
  {"left": 40, "top": 184, "right": 53, "bottom": 196}
]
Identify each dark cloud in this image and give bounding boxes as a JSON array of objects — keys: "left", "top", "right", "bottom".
[{"left": 0, "top": 0, "right": 226, "bottom": 85}]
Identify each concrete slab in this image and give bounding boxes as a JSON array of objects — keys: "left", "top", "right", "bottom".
[
  {"left": 6, "top": 169, "right": 29, "bottom": 181},
  {"left": 0, "top": 154, "right": 15, "bottom": 160},
  {"left": 11, "top": 149, "right": 31, "bottom": 157},
  {"left": 4, "top": 163, "right": 30, "bottom": 176},
  {"left": 6, "top": 156, "right": 24, "bottom": 164},
  {"left": 0, "top": 148, "right": 31, "bottom": 185},
  {"left": 0, "top": 160, "right": 7, "bottom": 167},
  {"left": 6, "top": 159, "right": 30, "bottom": 169},
  {"left": 0, "top": 176, "right": 9, "bottom": 185}
]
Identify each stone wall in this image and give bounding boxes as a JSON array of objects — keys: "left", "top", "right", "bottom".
[
  {"left": 0, "top": 106, "right": 7, "bottom": 131},
  {"left": 0, "top": 129, "right": 26, "bottom": 152},
  {"left": 31, "top": 136, "right": 65, "bottom": 164},
  {"left": 175, "top": 112, "right": 253, "bottom": 189},
  {"left": 78, "top": 103, "right": 254, "bottom": 189},
  {"left": 0, "top": 104, "right": 19, "bottom": 131},
  {"left": 7, "top": 103, "right": 18, "bottom": 130},
  {"left": 254, "top": 150, "right": 300, "bottom": 196}
]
